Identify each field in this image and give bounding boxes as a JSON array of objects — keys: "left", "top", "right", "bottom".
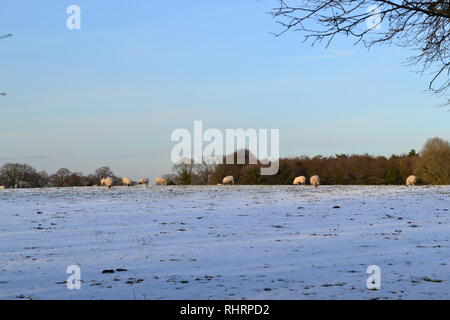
[{"left": 0, "top": 185, "right": 449, "bottom": 300}]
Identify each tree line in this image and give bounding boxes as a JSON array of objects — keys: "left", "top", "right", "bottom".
[
  {"left": 1, "top": 137, "right": 449, "bottom": 188},
  {"left": 0, "top": 166, "right": 122, "bottom": 188},
  {"left": 168, "top": 137, "right": 450, "bottom": 186}
]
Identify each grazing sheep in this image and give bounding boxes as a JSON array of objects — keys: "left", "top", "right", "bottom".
[
  {"left": 122, "top": 177, "right": 132, "bottom": 187},
  {"left": 155, "top": 177, "right": 167, "bottom": 186},
  {"left": 310, "top": 175, "right": 320, "bottom": 188},
  {"left": 101, "top": 177, "right": 113, "bottom": 189},
  {"left": 222, "top": 176, "right": 234, "bottom": 185},
  {"left": 138, "top": 178, "right": 149, "bottom": 187},
  {"left": 293, "top": 176, "right": 306, "bottom": 185},
  {"left": 406, "top": 175, "right": 417, "bottom": 186}
]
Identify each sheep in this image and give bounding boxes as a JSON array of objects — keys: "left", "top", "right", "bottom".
[
  {"left": 0, "top": 185, "right": 5, "bottom": 189},
  {"left": 293, "top": 176, "right": 306, "bottom": 185},
  {"left": 155, "top": 177, "right": 167, "bottom": 186},
  {"left": 122, "top": 177, "right": 132, "bottom": 187},
  {"left": 222, "top": 176, "right": 234, "bottom": 185},
  {"left": 310, "top": 175, "right": 320, "bottom": 188},
  {"left": 101, "top": 177, "right": 113, "bottom": 189},
  {"left": 138, "top": 178, "right": 149, "bottom": 187},
  {"left": 406, "top": 175, "right": 417, "bottom": 186}
]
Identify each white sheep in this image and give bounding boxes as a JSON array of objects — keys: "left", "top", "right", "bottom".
[
  {"left": 101, "top": 177, "right": 113, "bottom": 189},
  {"left": 222, "top": 176, "right": 234, "bottom": 185},
  {"left": 138, "top": 178, "right": 149, "bottom": 187},
  {"left": 310, "top": 175, "right": 320, "bottom": 188},
  {"left": 293, "top": 176, "right": 306, "bottom": 185},
  {"left": 122, "top": 177, "right": 132, "bottom": 187},
  {"left": 406, "top": 175, "right": 417, "bottom": 186},
  {"left": 0, "top": 185, "right": 5, "bottom": 189},
  {"left": 155, "top": 177, "right": 167, "bottom": 186}
]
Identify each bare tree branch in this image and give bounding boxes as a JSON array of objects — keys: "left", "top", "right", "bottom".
[{"left": 271, "top": 1, "right": 450, "bottom": 102}]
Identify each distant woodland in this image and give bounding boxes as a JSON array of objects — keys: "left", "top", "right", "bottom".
[{"left": 1, "top": 137, "right": 449, "bottom": 188}]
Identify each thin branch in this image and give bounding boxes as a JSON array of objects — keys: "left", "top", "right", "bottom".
[{"left": 271, "top": 1, "right": 450, "bottom": 103}]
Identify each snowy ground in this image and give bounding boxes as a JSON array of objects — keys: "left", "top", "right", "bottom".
[{"left": 0, "top": 185, "right": 449, "bottom": 300}]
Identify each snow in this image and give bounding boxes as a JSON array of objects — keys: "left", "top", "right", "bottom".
[{"left": 0, "top": 185, "right": 449, "bottom": 300}]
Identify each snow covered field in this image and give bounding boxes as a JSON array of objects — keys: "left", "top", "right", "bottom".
[{"left": 0, "top": 185, "right": 449, "bottom": 300}]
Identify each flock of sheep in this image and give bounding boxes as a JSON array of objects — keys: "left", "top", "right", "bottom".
[
  {"left": 290, "top": 174, "right": 417, "bottom": 187},
  {"left": 99, "top": 177, "right": 166, "bottom": 189},
  {"left": 217, "top": 174, "right": 417, "bottom": 187},
  {"left": 95, "top": 174, "right": 418, "bottom": 189},
  {"left": 0, "top": 175, "right": 418, "bottom": 190},
  {"left": 291, "top": 174, "right": 417, "bottom": 187},
  {"left": 292, "top": 175, "right": 320, "bottom": 187},
  {"left": 218, "top": 174, "right": 319, "bottom": 187}
]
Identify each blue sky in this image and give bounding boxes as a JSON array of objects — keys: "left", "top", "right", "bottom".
[{"left": 0, "top": 0, "right": 448, "bottom": 180}]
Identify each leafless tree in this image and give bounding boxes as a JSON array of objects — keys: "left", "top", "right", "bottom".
[
  {"left": 193, "top": 156, "right": 218, "bottom": 184},
  {"left": 271, "top": 1, "right": 449, "bottom": 102},
  {"left": 171, "top": 158, "right": 195, "bottom": 185},
  {"left": 50, "top": 168, "right": 85, "bottom": 187},
  {"left": 94, "top": 166, "right": 121, "bottom": 185},
  {"left": 0, "top": 163, "right": 42, "bottom": 188}
]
